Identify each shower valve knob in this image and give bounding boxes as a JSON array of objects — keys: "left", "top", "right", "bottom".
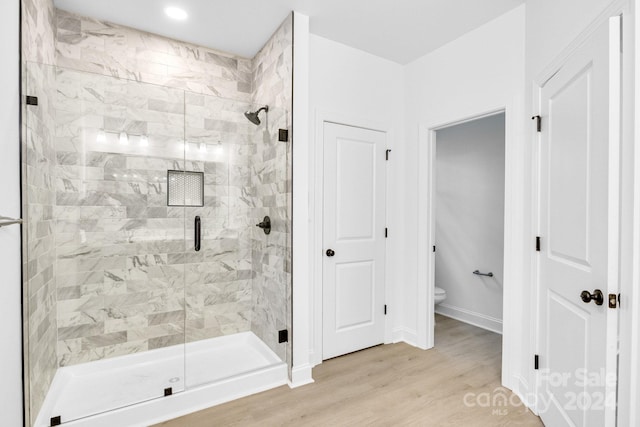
[{"left": 256, "top": 216, "right": 271, "bottom": 235}]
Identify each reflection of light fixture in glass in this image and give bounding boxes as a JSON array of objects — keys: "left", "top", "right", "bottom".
[
  {"left": 199, "top": 143, "right": 207, "bottom": 153},
  {"left": 165, "top": 6, "right": 188, "bottom": 20},
  {"left": 140, "top": 135, "right": 149, "bottom": 147},
  {"left": 119, "top": 132, "right": 129, "bottom": 145},
  {"left": 96, "top": 130, "right": 106, "bottom": 143}
]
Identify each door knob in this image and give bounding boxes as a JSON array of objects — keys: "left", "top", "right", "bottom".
[
  {"left": 326, "top": 249, "right": 335, "bottom": 257},
  {"left": 580, "top": 289, "right": 604, "bottom": 306}
]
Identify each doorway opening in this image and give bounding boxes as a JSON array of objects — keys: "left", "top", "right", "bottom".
[{"left": 432, "top": 112, "right": 506, "bottom": 361}]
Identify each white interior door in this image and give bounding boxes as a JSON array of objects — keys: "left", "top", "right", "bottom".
[
  {"left": 322, "top": 122, "right": 386, "bottom": 360},
  {"left": 537, "top": 16, "right": 621, "bottom": 427}
]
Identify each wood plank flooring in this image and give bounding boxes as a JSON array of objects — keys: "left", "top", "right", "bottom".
[{"left": 157, "top": 315, "right": 543, "bottom": 426}]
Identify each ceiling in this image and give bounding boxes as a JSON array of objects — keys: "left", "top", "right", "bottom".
[{"left": 53, "top": 0, "right": 524, "bottom": 64}]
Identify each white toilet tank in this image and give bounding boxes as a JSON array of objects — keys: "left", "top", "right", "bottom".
[{"left": 434, "top": 286, "right": 447, "bottom": 305}]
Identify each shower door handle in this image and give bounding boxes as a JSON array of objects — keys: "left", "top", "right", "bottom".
[{"left": 194, "top": 216, "right": 201, "bottom": 252}]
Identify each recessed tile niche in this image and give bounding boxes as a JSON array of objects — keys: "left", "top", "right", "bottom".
[{"left": 167, "top": 170, "right": 204, "bottom": 207}]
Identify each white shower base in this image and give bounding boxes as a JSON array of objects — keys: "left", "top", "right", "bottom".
[{"left": 35, "top": 332, "right": 287, "bottom": 427}]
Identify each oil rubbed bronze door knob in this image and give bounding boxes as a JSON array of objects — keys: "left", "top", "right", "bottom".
[
  {"left": 326, "top": 249, "right": 335, "bottom": 257},
  {"left": 580, "top": 289, "right": 604, "bottom": 306}
]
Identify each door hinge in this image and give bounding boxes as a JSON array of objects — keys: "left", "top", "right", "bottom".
[
  {"left": 385, "top": 227, "right": 388, "bottom": 238},
  {"left": 534, "top": 354, "right": 539, "bottom": 370},
  {"left": 164, "top": 387, "right": 172, "bottom": 396},
  {"left": 278, "top": 129, "right": 289, "bottom": 142},
  {"left": 433, "top": 245, "right": 436, "bottom": 252},
  {"left": 26, "top": 95, "right": 38, "bottom": 106},
  {"left": 384, "top": 304, "right": 387, "bottom": 315},
  {"left": 279, "top": 329, "right": 289, "bottom": 343},
  {"left": 536, "top": 236, "right": 541, "bottom": 252},
  {"left": 532, "top": 115, "right": 541, "bottom": 132},
  {"left": 50, "top": 416, "right": 62, "bottom": 426},
  {"left": 386, "top": 149, "right": 391, "bottom": 161}
]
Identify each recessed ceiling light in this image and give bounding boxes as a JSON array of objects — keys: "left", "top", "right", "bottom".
[{"left": 165, "top": 6, "right": 188, "bottom": 21}]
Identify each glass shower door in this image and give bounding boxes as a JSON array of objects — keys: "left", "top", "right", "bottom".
[
  {"left": 24, "top": 63, "right": 187, "bottom": 426},
  {"left": 182, "top": 93, "right": 291, "bottom": 390}
]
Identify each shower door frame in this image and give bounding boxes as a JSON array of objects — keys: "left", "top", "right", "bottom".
[{"left": 20, "top": 63, "right": 191, "bottom": 426}]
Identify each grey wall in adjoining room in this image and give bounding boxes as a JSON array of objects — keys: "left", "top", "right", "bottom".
[{"left": 434, "top": 113, "right": 505, "bottom": 332}]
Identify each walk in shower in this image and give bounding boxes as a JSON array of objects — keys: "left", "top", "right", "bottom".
[{"left": 22, "top": 4, "right": 292, "bottom": 426}]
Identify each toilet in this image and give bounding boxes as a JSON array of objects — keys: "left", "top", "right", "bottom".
[{"left": 434, "top": 286, "right": 447, "bottom": 305}]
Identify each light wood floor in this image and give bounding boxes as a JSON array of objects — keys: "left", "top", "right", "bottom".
[{"left": 157, "top": 315, "right": 543, "bottom": 426}]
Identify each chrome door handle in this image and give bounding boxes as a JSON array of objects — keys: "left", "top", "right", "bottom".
[
  {"left": 0, "top": 216, "right": 23, "bottom": 228},
  {"left": 580, "top": 289, "right": 604, "bottom": 306}
]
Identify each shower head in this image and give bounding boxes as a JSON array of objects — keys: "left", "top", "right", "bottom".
[{"left": 244, "top": 106, "right": 269, "bottom": 125}]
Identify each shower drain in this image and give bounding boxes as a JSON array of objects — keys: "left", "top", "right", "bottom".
[{"left": 169, "top": 377, "right": 180, "bottom": 383}]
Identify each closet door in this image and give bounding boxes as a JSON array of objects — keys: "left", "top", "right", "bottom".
[{"left": 322, "top": 122, "right": 386, "bottom": 359}]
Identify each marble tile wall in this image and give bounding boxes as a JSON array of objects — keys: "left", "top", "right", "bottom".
[
  {"left": 22, "top": 0, "right": 58, "bottom": 423},
  {"left": 22, "top": 0, "right": 56, "bottom": 64},
  {"left": 52, "top": 82, "right": 277, "bottom": 365},
  {"left": 24, "top": 62, "right": 58, "bottom": 427},
  {"left": 55, "top": 9, "right": 253, "bottom": 102},
  {"left": 50, "top": 9, "right": 265, "bottom": 365},
  {"left": 53, "top": 68, "right": 190, "bottom": 366},
  {"left": 249, "top": 14, "right": 293, "bottom": 364},
  {"left": 183, "top": 94, "right": 256, "bottom": 344}
]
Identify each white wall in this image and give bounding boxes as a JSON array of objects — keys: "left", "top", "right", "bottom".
[
  {"left": 308, "top": 34, "right": 405, "bottom": 364},
  {"left": 434, "top": 113, "right": 505, "bottom": 333},
  {"left": 526, "top": 0, "right": 624, "bottom": 79},
  {"left": 403, "top": 3, "right": 526, "bottom": 394},
  {"left": 0, "top": 0, "right": 23, "bottom": 425}
]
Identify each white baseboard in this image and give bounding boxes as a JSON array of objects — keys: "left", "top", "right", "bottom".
[
  {"left": 436, "top": 304, "right": 503, "bottom": 334},
  {"left": 392, "top": 327, "right": 418, "bottom": 347},
  {"left": 289, "top": 364, "right": 315, "bottom": 388}
]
